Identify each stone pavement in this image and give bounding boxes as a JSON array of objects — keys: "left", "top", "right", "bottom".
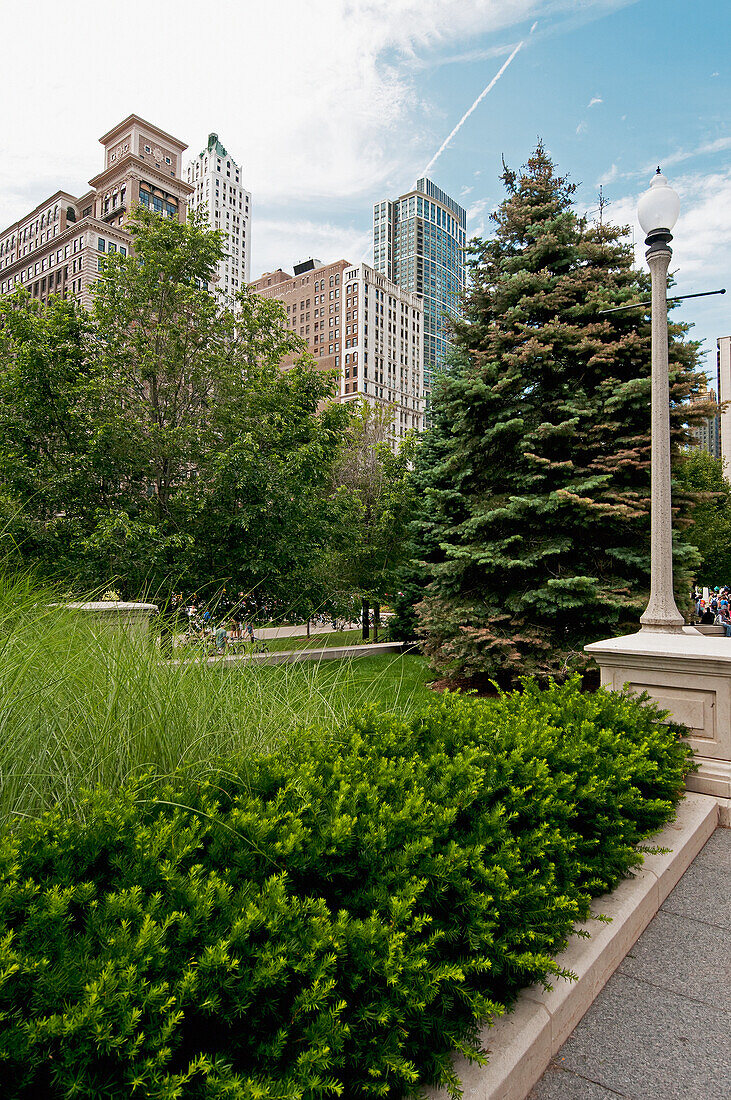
[{"left": 528, "top": 827, "right": 731, "bottom": 1100}]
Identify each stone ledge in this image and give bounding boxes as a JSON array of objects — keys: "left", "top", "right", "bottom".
[
  {"left": 423, "top": 792, "right": 720, "bottom": 1100},
  {"left": 169, "top": 641, "right": 419, "bottom": 668},
  {"left": 219, "top": 640, "right": 415, "bottom": 666}
]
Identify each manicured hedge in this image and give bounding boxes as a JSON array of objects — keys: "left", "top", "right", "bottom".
[{"left": 0, "top": 679, "right": 693, "bottom": 1098}]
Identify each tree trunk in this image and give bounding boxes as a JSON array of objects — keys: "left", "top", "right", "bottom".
[
  {"left": 373, "top": 601, "right": 380, "bottom": 643},
  {"left": 306, "top": 617, "right": 311, "bottom": 638},
  {"left": 361, "top": 597, "right": 370, "bottom": 641}
]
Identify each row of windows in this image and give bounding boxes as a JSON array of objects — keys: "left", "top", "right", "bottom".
[
  {"left": 189, "top": 155, "right": 242, "bottom": 186},
  {"left": 0, "top": 233, "right": 88, "bottom": 292},
  {"left": 7, "top": 264, "right": 68, "bottom": 299},
  {"left": 0, "top": 203, "right": 62, "bottom": 257},
  {"left": 97, "top": 237, "right": 127, "bottom": 257},
  {"left": 138, "top": 184, "right": 177, "bottom": 218},
  {"left": 101, "top": 187, "right": 126, "bottom": 215},
  {"left": 311, "top": 273, "right": 341, "bottom": 290}
]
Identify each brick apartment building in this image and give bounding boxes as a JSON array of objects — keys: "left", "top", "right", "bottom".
[
  {"left": 252, "top": 258, "right": 424, "bottom": 442},
  {"left": 0, "top": 114, "right": 193, "bottom": 310}
]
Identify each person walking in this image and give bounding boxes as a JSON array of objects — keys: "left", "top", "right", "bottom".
[{"left": 717, "top": 595, "right": 731, "bottom": 638}]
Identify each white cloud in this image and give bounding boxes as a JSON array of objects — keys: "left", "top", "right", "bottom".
[
  {"left": 576, "top": 120, "right": 588, "bottom": 135},
  {"left": 253, "top": 219, "right": 372, "bottom": 280},
  {"left": 670, "top": 170, "right": 731, "bottom": 281},
  {"left": 650, "top": 136, "right": 731, "bottom": 173},
  {"left": 607, "top": 169, "right": 731, "bottom": 282},
  {"left": 597, "top": 136, "right": 731, "bottom": 191},
  {"left": 0, "top": 0, "right": 643, "bottom": 232},
  {"left": 587, "top": 96, "right": 603, "bottom": 108},
  {"left": 597, "top": 163, "right": 621, "bottom": 186},
  {"left": 466, "top": 196, "right": 494, "bottom": 238}
]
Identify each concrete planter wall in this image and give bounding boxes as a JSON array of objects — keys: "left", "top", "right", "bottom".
[{"left": 60, "top": 601, "right": 158, "bottom": 638}]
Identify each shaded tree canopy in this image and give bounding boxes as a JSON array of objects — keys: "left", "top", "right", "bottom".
[
  {"left": 675, "top": 448, "right": 731, "bottom": 586},
  {"left": 0, "top": 208, "right": 350, "bottom": 603}
]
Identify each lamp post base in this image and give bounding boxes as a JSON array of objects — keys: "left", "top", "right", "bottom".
[
  {"left": 639, "top": 618, "right": 686, "bottom": 634},
  {"left": 586, "top": 630, "right": 731, "bottom": 821}
]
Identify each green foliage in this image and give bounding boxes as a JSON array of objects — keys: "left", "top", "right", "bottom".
[
  {"left": 0, "top": 679, "right": 692, "bottom": 1098},
  {"left": 410, "top": 144, "right": 706, "bottom": 686},
  {"left": 0, "top": 291, "right": 95, "bottom": 562},
  {"left": 0, "top": 210, "right": 350, "bottom": 604},
  {"left": 331, "top": 402, "right": 417, "bottom": 609},
  {"left": 675, "top": 449, "right": 731, "bottom": 584},
  {"left": 0, "top": 569, "right": 432, "bottom": 828}
]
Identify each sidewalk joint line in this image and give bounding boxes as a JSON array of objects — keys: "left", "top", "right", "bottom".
[
  {"left": 613, "top": 970, "right": 730, "bottom": 1011},
  {"left": 659, "top": 904, "right": 731, "bottom": 933},
  {"left": 541, "top": 1063, "right": 632, "bottom": 1097}
]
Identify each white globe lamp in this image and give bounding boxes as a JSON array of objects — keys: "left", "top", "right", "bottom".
[{"left": 638, "top": 169, "right": 680, "bottom": 247}]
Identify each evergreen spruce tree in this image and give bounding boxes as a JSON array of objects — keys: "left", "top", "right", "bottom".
[{"left": 414, "top": 144, "right": 706, "bottom": 686}]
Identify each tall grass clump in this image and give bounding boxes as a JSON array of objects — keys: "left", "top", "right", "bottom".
[{"left": 0, "top": 570, "right": 430, "bottom": 827}]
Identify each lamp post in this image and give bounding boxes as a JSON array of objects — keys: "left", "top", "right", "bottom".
[
  {"left": 637, "top": 169, "right": 685, "bottom": 633},
  {"left": 586, "top": 170, "right": 731, "bottom": 809}
]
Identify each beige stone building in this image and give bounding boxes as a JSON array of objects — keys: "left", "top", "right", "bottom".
[
  {"left": 186, "top": 133, "right": 251, "bottom": 308},
  {"left": 252, "top": 258, "right": 424, "bottom": 443},
  {"left": 688, "top": 380, "right": 720, "bottom": 460},
  {"left": 0, "top": 115, "right": 193, "bottom": 310}
]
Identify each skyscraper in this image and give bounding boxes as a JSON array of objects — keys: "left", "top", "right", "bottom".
[
  {"left": 186, "top": 134, "right": 251, "bottom": 308},
  {"left": 373, "top": 177, "right": 466, "bottom": 393}
]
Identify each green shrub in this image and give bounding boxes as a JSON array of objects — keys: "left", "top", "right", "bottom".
[{"left": 0, "top": 679, "right": 693, "bottom": 1098}]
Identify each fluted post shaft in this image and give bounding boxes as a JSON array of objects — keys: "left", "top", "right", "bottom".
[{"left": 640, "top": 243, "right": 685, "bottom": 633}]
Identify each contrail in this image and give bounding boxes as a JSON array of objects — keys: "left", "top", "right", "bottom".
[{"left": 422, "top": 40, "right": 525, "bottom": 176}]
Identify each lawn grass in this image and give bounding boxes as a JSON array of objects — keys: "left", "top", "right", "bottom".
[
  {"left": 260, "top": 628, "right": 370, "bottom": 653},
  {"left": 228, "top": 652, "right": 433, "bottom": 714}
]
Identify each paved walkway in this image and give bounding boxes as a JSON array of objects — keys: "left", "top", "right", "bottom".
[
  {"left": 256, "top": 621, "right": 360, "bottom": 640},
  {"left": 529, "top": 827, "right": 731, "bottom": 1100}
]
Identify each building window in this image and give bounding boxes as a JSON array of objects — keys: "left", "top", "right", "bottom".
[{"left": 98, "top": 238, "right": 105, "bottom": 251}]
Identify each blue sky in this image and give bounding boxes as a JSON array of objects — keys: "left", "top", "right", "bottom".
[{"left": 1, "top": 0, "right": 728, "bottom": 377}]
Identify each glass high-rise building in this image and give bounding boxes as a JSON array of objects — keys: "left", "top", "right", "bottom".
[{"left": 373, "top": 177, "right": 466, "bottom": 394}]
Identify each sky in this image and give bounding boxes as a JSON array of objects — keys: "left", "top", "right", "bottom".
[{"left": 0, "top": 0, "right": 728, "bottom": 377}]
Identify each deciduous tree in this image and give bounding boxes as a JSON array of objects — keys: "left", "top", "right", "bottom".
[{"left": 331, "top": 401, "right": 416, "bottom": 639}]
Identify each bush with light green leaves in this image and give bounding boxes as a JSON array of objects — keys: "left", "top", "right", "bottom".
[{"left": 0, "top": 678, "right": 693, "bottom": 1098}]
